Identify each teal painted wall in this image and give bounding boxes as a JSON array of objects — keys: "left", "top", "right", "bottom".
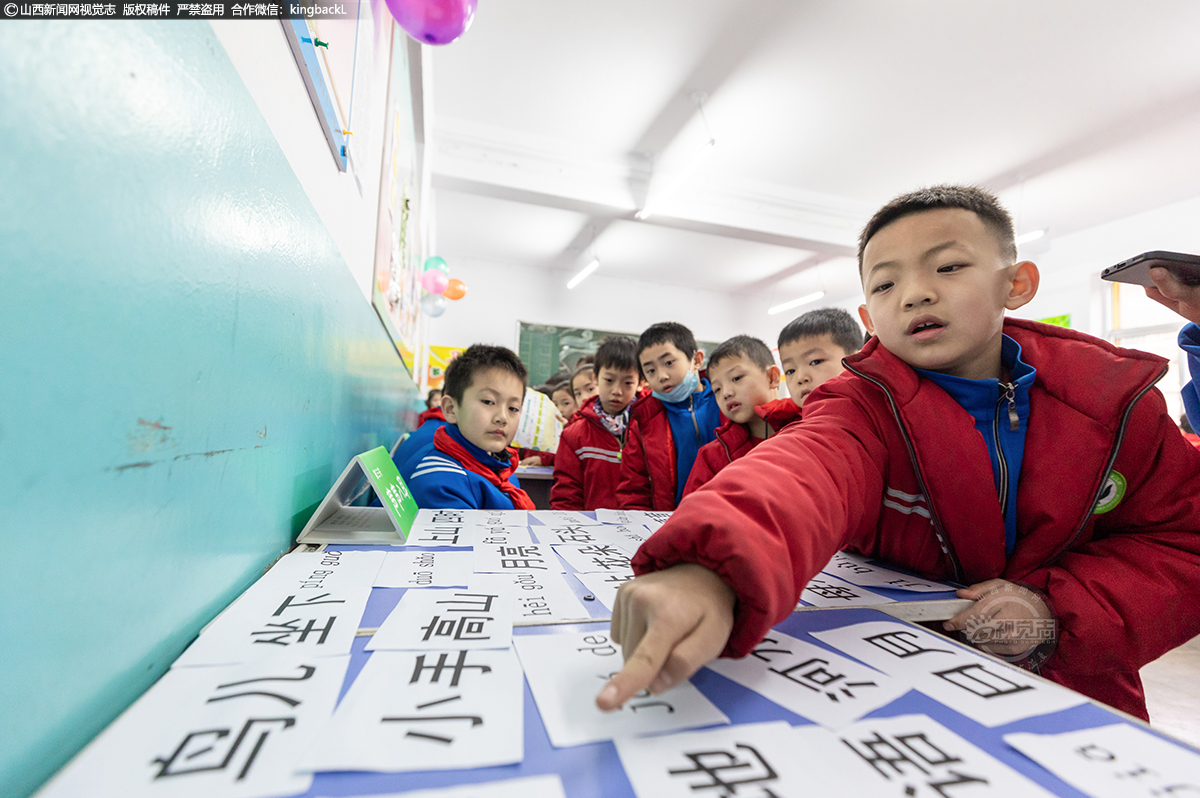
[{"left": 0, "top": 22, "right": 418, "bottom": 797}]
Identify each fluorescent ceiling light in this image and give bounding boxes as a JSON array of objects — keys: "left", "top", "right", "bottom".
[
  {"left": 567, "top": 259, "right": 600, "bottom": 289},
  {"left": 1015, "top": 229, "right": 1046, "bottom": 245},
  {"left": 768, "top": 291, "right": 825, "bottom": 316},
  {"left": 635, "top": 139, "right": 715, "bottom": 220}
]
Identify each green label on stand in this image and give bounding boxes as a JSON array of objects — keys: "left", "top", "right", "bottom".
[{"left": 358, "top": 446, "right": 418, "bottom": 541}]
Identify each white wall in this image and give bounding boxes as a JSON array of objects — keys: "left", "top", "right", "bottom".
[{"left": 211, "top": 16, "right": 395, "bottom": 299}]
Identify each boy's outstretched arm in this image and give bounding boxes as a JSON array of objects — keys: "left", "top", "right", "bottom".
[{"left": 595, "top": 564, "right": 735, "bottom": 711}]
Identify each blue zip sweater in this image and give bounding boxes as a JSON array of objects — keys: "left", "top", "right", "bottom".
[
  {"left": 393, "top": 416, "right": 447, "bottom": 482},
  {"left": 406, "top": 423, "right": 523, "bottom": 510},
  {"left": 1179, "top": 323, "right": 1200, "bottom": 431},
  {"left": 661, "top": 379, "right": 721, "bottom": 504},
  {"left": 917, "top": 335, "right": 1036, "bottom": 556}
]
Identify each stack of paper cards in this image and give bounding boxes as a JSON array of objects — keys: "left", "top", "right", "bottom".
[
  {"left": 39, "top": 651, "right": 349, "bottom": 798},
  {"left": 811, "top": 620, "right": 1086, "bottom": 725},
  {"left": 551, "top": 542, "right": 634, "bottom": 573},
  {"left": 461, "top": 509, "right": 529, "bottom": 527},
  {"left": 406, "top": 509, "right": 475, "bottom": 547},
  {"left": 574, "top": 570, "right": 635, "bottom": 612},
  {"left": 704, "top": 629, "right": 908, "bottom": 728},
  {"left": 820, "top": 551, "right": 951, "bottom": 592},
  {"left": 368, "top": 575, "right": 515, "bottom": 651},
  {"left": 505, "top": 570, "right": 591, "bottom": 624},
  {"left": 301, "top": 649, "right": 524, "bottom": 773},
  {"left": 173, "top": 550, "right": 383, "bottom": 667},
  {"left": 468, "top": 523, "right": 536, "bottom": 547},
  {"left": 474, "top": 542, "right": 563, "bottom": 573},
  {"left": 514, "top": 629, "right": 729, "bottom": 747},
  {"left": 1005, "top": 723, "right": 1200, "bottom": 798},
  {"left": 613, "top": 721, "right": 839, "bottom": 798},
  {"left": 375, "top": 550, "right": 473, "bottom": 588},
  {"left": 530, "top": 509, "right": 594, "bottom": 526},
  {"left": 800, "top": 573, "right": 895, "bottom": 608},
  {"left": 594, "top": 508, "right": 672, "bottom": 530}
]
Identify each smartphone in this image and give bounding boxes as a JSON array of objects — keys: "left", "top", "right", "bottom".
[{"left": 1101, "top": 250, "right": 1200, "bottom": 288}]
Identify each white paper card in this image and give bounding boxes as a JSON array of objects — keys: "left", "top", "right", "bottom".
[
  {"left": 704, "top": 630, "right": 908, "bottom": 729},
  {"left": 800, "top": 573, "right": 895, "bottom": 608},
  {"left": 594, "top": 509, "right": 672, "bottom": 530},
  {"left": 507, "top": 570, "right": 591, "bottom": 623},
  {"left": 831, "top": 714, "right": 1055, "bottom": 796},
  {"left": 406, "top": 521, "right": 474, "bottom": 547},
  {"left": 1005, "top": 723, "right": 1200, "bottom": 798},
  {"left": 379, "top": 774, "right": 567, "bottom": 798},
  {"left": 301, "top": 649, "right": 523, "bottom": 773},
  {"left": 821, "top": 551, "right": 952, "bottom": 592},
  {"left": 551, "top": 542, "right": 635, "bottom": 574},
  {"left": 575, "top": 570, "right": 635, "bottom": 612},
  {"left": 613, "top": 721, "right": 843, "bottom": 798},
  {"left": 811, "top": 620, "right": 1086, "bottom": 726},
  {"left": 530, "top": 523, "right": 612, "bottom": 545},
  {"left": 513, "top": 629, "right": 729, "bottom": 747},
  {"left": 367, "top": 576, "right": 514, "bottom": 651},
  {"left": 174, "top": 551, "right": 383, "bottom": 667},
  {"left": 39, "top": 651, "right": 349, "bottom": 798},
  {"left": 530, "top": 509, "right": 594, "bottom": 526},
  {"left": 375, "top": 550, "right": 473, "bottom": 588},
  {"left": 468, "top": 523, "right": 536, "bottom": 548},
  {"left": 473, "top": 542, "right": 563, "bottom": 573},
  {"left": 460, "top": 509, "right": 529, "bottom": 527}
]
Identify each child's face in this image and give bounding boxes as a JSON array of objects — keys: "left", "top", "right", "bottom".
[
  {"left": 572, "top": 371, "right": 598, "bottom": 403},
  {"left": 708, "top": 355, "right": 779, "bottom": 425},
  {"left": 427, "top": 390, "right": 443, "bottom": 409},
  {"left": 779, "top": 335, "right": 849, "bottom": 408},
  {"left": 443, "top": 368, "right": 526, "bottom": 454},
  {"left": 551, "top": 386, "right": 578, "bottom": 418},
  {"left": 639, "top": 342, "right": 702, "bottom": 395},
  {"left": 597, "top": 366, "right": 640, "bottom": 416},
  {"left": 859, "top": 208, "right": 1037, "bottom": 381}
]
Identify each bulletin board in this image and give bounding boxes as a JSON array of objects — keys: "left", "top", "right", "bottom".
[{"left": 370, "top": 26, "right": 423, "bottom": 376}]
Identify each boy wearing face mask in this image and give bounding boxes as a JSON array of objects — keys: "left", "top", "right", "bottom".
[{"left": 617, "top": 322, "right": 721, "bottom": 510}]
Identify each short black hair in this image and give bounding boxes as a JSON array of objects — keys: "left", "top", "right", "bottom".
[
  {"left": 707, "top": 335, "right": 774, "bottom": 372},
  {"left": 443, "top": 344, "right": 528, "bottom": 403},
  {"left": 778, "top": 308, "right": 866, "bottom": 355},
  {"left": 570, "top": 363, "right": 595, "bottom": 390},
  {"left": 858, "top": 184, "right": 1017, "bottom": 274},
  {"left": 637, "top": 322, "right": 697, "bottom": 361},
  {"left": 425, "top": 388, "right": 443, "bottom": 409},
  {"left": 593, "top": 335, "right": 639, "bottom": 375},
  {"left": 550, "top": 382, "right": 574, "bottom": 399},
  {"left": 545, "top": 369, "right": 571, "bottom": 387}
]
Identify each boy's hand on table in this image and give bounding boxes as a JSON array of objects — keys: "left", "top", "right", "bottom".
[
  {"left": 1146, "top": 266, "right": 1200, "bottom": 326},
  {"left": 595, "top": 564, "right": 735, "bottom": 712},
  {"left": 943, "top": 579, "right": 1054, "bottom": 657},
  {"left": 519, "top": 455, "right": 543, "bottom": 467}
]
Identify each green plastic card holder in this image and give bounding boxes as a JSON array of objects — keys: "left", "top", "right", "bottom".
[{"left": 297, "top": 446, "right": 419, "bottom": 545}]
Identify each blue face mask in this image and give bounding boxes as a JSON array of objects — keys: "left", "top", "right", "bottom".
[{"left": 652, "top": 369, "right": 699, "bottom": 404}]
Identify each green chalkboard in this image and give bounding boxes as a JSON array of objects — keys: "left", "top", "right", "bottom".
[{"left": 518, "top": 322, "right": 720, "bottom": 386}]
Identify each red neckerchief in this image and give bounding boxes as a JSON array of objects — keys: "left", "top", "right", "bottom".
[{"left": 434, "top": 426, "right": 536, "bottom": 510}]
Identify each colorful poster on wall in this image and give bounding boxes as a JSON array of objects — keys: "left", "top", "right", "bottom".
[
  {"left": 1038, "top": 314, "right": 1071, "bottom": 328},
  {"left": 370, "top": 27, "right": 421, "bottom": 375},
  {"left": 427, "top": 345, "right": 466, "bottom": 390}
]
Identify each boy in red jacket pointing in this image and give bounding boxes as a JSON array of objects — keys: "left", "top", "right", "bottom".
[
  {"left": 682, "top": 336, "right": 801, "bottom": 497},
  {"left": 597, "top": 185, "right": 1200, "bottom": 721}
]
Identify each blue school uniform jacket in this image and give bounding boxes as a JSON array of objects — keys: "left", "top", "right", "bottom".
[{"left": 406, "top": 423, "right": 525, "bottom": 510}]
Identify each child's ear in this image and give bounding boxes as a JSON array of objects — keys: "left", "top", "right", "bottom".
[
  {"left": 1005, "top": 261, "right": 1040, "bottom": 311},
  {"left": 441, "top": 393, "right": 458, "bottom": 424},
  {"left": 767, "top": 365, "right": 781, "bottom": 390},
  {"left": 692, "top": 349, "right": 705, "bottom": 370},
  {"left": 857, "top": 304, "right": 876, "bottom": 336}
]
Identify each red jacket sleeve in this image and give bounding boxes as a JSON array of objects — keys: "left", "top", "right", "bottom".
[
  {"left": 632, "top": 388, "right": 887, "bottom": 657},
  {"left": 681, "top": 439, "right": 725, "bottom": 499},
  {"left": 550, "top": 426, "right": 584, "bottom": 510},
  {"left": 1020, "top": 387, "right": 1200, "bottom": 680},
  {"left": 617, "top": 416, "right": 655, "bottom": 510}
]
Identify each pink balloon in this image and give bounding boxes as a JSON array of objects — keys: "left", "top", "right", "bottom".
[
  {"left": 385, "top": 0, "right": 477, "bottom": 46},
  {"left": 421, "top": 269, "right": 450, "bottom": 294}
]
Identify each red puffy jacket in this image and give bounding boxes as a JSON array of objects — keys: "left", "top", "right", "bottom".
[
  {"left": 417, "top": 407, "right": 445, "bottom": 425},
  {"left": 682, "top": 398, "right": 803, "bottom": 498},
  {"left": 617, "top": 396, "right": 679, "bottom": 510},
  {"left": 634, "top": 319, "right": 1200, "bottom": 720},
  {"left": 551, "top": 397, "right": 631, "bottom": 510}
]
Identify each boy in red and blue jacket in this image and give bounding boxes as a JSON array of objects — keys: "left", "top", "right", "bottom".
[
  {"left": 682, "top": 335, "right": 801, "bottom": 497},
  {"left": 598, "top": 186, "right": 1200, "bottom": 721},
  {"left": 617, "top": 322, "right": 722, "bottom": 510},
  {"left": 406, "top": 344, "right": 535, "bottom": 510},
  {"left": 552, "top": 335, "right": 646, "bottom": 510}
]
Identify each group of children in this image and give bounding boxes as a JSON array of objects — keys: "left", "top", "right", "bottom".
[{"left": 390, "top": 184, "right": 1200, "bottom": 724}]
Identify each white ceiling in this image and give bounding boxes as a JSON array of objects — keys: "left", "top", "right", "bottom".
[{"left": 429, "top": 0, "right": 1200, "bottom": 305}]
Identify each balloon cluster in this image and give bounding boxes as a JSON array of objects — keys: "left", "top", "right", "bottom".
[
  {"left": 419, "top": 256, "right": 467, "bottom": 317},
  {"left": 385, "top": 0, "right": 477, "bottom": 46}
]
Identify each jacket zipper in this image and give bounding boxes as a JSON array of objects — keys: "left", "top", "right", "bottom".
[
  {"left": 689, "top": 394, "right": 702, "bottom": 445},
  {"left": 1040, "top": 366, "right": 1166, "bottom": 568},
  {"left": 993, "top": 382, "right": 1017, "bottom": 519},
  {"left": 844, "top": 363, "right": 966, "bottom": 583}
]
